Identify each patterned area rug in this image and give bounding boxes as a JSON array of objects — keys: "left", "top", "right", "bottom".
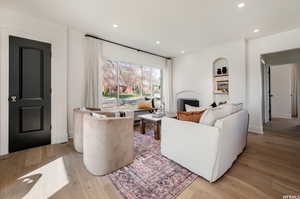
[{"left": 109, "top": 129, "right": 198, "bottom": 199}]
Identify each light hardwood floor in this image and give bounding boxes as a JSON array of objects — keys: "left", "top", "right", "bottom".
[{"left": 0, "top": 125, "right": 300, "bottom": 199}]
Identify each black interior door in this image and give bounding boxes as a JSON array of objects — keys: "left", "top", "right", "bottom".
[{"left": 9, "top": 36, "right": 51, "bottom": 153}]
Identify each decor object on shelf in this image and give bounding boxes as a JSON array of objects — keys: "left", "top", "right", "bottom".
[
  {"left": 83, "top": 113, "right": 134, "bottom": 175},
  {"left": 161, "top": 105, "right": 248, "bottom": 182},
  {"left": 216, "top": 80, "right": 229, "bottom": 93},
  {"left": 217, "top": 68, "right": 222, "bottom": 74},
  {"left": 222, "top": 66, "right": 228, "bottom": 74},
  {"left": 152, "top": 111, "right": 165, "bottom": 118}
]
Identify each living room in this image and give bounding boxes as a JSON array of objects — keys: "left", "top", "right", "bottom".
[{"left": 0, "top": 0, "right": 300, "bottom": 198}]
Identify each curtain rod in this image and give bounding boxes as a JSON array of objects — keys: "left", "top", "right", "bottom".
[{"left": 85, "top": 34, "right": 171, "bottom": 60}]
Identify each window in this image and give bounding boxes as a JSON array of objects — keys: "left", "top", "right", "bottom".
[
  {"left": 102, "top": 60, "right": 118, "bottom": 107},
  {"left": 102, "top": 60, "right": 161, "bottom": 109}
]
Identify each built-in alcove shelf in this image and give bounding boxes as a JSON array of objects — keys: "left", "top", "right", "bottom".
[
  {"left": 214, "top": 92, "right": 229, "bottom": 95},
  {"left": 214, "top": 74, "right": 229, "bottom": 78},
  {"left": 213, "top": 58, "right": 229, "bottom": 104}
]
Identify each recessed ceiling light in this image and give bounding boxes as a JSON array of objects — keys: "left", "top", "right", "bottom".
[
  {"left": 181, "top": 50, "right": 185, "bottom": 54},
  {"left": 156, "top": 41, "right": 161, "bottom": 45},
  {"left": 113, "top": 24, "right": 119, "bottom": 28},
  {"left": 237, "top": 2, "right": 245, "bottom": 8},
  {"left": 253, "top": 29, "right": 260, "bottom": 33}
]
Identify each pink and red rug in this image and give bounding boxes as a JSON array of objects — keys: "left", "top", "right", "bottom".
[{"left": 109, "top": 129, "right": 197, "bottom": 199}]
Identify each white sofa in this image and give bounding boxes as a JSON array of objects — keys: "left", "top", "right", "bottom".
[{"left": 161, "top": 109, "right": 249, "bottom": 182}]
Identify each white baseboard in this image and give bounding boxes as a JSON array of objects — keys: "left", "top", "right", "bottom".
[
  {"left": 272, "top": 114, "right": 292, "bottom": 119},
  {"left": 248, "top": 126, "right": 264, "bottom": 134}
]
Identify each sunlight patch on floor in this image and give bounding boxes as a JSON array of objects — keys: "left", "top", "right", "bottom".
[{"left": 19, "top": 157, "right": 69, "bottom": 199}]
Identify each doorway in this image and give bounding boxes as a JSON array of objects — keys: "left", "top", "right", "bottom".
[
  {"left": 9, "top": 36, "right": 52, "bottom": 152},
  {"left": 261, "top": 49, "right": 300, "bottom": 133}
]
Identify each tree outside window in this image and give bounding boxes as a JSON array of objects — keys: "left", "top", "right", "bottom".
[{"left": 102, "top": 60, "right": 161, "bottom": 109}]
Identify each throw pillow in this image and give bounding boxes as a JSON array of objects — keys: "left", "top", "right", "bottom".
[
  {"left": 210, "top": 102, "right": 217, "bottom": 108},
  {"left": 177, "top": 111, "right": 205, "bottom": 123},
  {"left": 199, "top": 109, "right": 216, "bottom": 126},
  {"left": 185, "top": 104, "right": 207, "bottom": 112},
  {"left": 137, "top": 101, "right": 153, "bottom": 110},
  {"left": 200, "top": 106, "right": 230, "bottom": 126},
  {"left": 232, "top": 103, "right": 243, "bottom": 113},
  {"left": 219, "top": 103, "right": 243, "bottom": 115}
]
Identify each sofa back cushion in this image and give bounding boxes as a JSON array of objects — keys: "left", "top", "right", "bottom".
[
  {"left": 199, "top": 103, "right": 243, "bottom": 126},
  {"left": 219, "top": 103, "right": 243, "bottom": 115},
  {"left": 199, "top": 108, "right": 225, "bottom": 126}
]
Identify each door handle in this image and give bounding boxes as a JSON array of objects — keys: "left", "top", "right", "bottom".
[{"left": 9, "top": 96, "right": 17, "bottom": 103}]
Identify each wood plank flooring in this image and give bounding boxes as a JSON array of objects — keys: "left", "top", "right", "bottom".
[{"left": 0, "top": 124, "right": 300, "bottom": 199}]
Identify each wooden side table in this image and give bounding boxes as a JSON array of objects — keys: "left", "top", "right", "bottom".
[
  {"left": 138, "top": 113, "right": 176, "bottom": 140},
  {"left": 139, "top": 114, "right": 162, "bottom": 140}
]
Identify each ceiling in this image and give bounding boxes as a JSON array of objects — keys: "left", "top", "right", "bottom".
[{"left": 1, "top": 0, "right": 300, "bottom": 57}]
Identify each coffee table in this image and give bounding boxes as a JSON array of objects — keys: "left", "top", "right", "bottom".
[{"left": 138, "top": 113, "right": 176, "bottom": 140}]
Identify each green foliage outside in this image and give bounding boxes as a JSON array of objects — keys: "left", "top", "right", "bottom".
[{"left": 102, "top": 91, "right": 151, "bottom": 99}]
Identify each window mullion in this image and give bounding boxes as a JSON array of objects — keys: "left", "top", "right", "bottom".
[
  {"left": 141, "top": 66, "right": 144, "bottom": 97},
  {"left": 150, "top": 68, "right": 153, "bottom": 97},
  {"left": 117, "top": 62, "right": 120, "bottom": 107}
]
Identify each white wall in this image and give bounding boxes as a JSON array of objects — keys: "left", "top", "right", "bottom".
[
  {"left": 0, "top": 9, "right": 68, "bottom": 155},
  {"left": 67, "top": 29, "right": 86, "bottom": 137},
  {"left": 173, "top": 40, "right": 246, "bottom": 108},
  {"left": 247, "top": 28, "right": 300, "bottom": 133}
]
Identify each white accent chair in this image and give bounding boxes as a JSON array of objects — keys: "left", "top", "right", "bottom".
[
  {"left": 161, "top": 109, "right": 249, "bottom": 182},
  {"left": 73, "top": 108, "right": 131, "bottom": 153},
  {"left": 73, "top": 108, "right": 103, "bottom": 153},
  {"left": 82, "top": 113, "right": 134, "bottom": 175}
]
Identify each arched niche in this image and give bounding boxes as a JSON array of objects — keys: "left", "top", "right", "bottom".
[{"left": 212, "top": 57, "right": 229, "bottom": 104}]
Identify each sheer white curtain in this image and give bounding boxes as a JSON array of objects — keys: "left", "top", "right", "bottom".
[
  {"left": 85, "top": 37, "right": 104, "bottom": 108},
  {"left": 163, "top": 59, "right": 174, "bottom": 112}
]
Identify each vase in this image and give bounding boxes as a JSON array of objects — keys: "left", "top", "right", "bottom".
[
  {"left": 217, "top": 68, "right": 222, "bottom": 75},
  {"left": 222, "top": 67, "right": 227, "bottom": 74}
]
